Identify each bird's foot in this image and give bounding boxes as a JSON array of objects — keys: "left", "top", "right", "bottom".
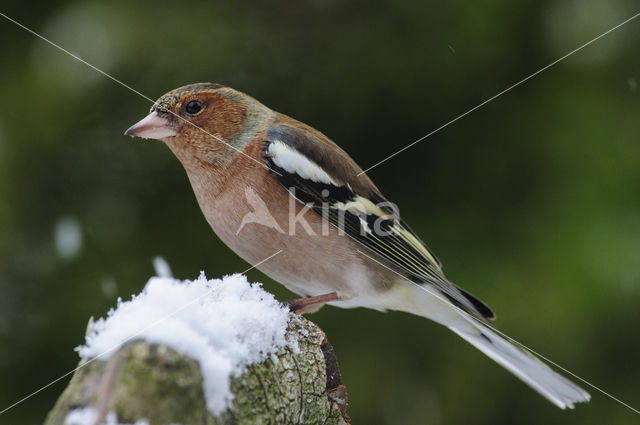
[{"left": 285, "top": 292, "right": 339, "bottom": 314}]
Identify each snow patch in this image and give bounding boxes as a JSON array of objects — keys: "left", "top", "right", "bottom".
[
  {"left": 77, "top": 273, "right": 295, "bottom": 415},
  {"left": 64, "top": 407, "right": 150, "bottom": 425},
  {"left": 100, "top": 275, "right": 118, "bottom": 298},
  {"left": 54, "top": 216, "right": 83, "bottom": 259},
  {"left": 152, "top": 256, "right": 172, "bottom": 278}
]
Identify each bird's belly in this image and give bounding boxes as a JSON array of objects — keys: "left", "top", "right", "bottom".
[
  {"left": 196, "top": 179, "right": 391, "bottom": 302},
  {"left": 189, "top": 173, "right": 458, "bottom": 320}
]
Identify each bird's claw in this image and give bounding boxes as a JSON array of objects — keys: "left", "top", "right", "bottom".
[{"left": 283, "top": 292, "right": 339, "bottom": 314}]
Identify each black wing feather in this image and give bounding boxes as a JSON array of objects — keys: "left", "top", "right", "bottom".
[{"left": 263, "top": 125, "right": 494, "bottom": 321}]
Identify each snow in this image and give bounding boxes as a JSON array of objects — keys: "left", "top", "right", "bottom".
[
  {"left": 77, "top": 272, "right": 295, "bottom": 416},
  {"left": 152, "top": 256, "right": 173, "bottom": 278},
  {"left": 54, "top": 216, "right": 83, "bottom": 259},
  {"left": 64, "top": 407, "right": 97, "bottom": 425},
  {"left": 65, "top": 407, "right": 150, "bottom": 425},
  {"left": 100, "top": 275, "right": 118, "bottom": 298}
]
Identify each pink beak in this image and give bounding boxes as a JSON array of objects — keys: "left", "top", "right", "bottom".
[{"left": 124, "top": 111, "right": 176, "bottom": 140}]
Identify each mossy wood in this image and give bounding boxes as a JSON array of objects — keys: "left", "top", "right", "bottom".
[{"left": 45, "top": 315, "right": 349, "bottom": 425}]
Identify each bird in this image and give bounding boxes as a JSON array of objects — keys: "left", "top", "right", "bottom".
[
  {"left": 125, "top": 82, "right": 590, "bottom": 409},
  {"left": 236, "top": 186, "right": 285, "bottom": 236}
]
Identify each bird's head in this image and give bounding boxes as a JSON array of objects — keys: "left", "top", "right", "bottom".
[{"left": 125, "top": 83, "right": 273, "bottom": 163}]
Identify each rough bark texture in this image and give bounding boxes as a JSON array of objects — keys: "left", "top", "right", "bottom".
[{"left": 45, "top": 315, "right": 349, "bottom": 425}]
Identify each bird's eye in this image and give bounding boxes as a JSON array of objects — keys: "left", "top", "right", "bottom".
[{"left": 185, "top": 100, "right": 203, "bottom": 115}]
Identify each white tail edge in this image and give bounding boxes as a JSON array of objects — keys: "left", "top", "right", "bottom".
[{"left": 450, "top": 316, "right": 591, "bottom": 409}]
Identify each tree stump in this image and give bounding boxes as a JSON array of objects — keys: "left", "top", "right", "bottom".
[{"left": 45, "top": 315, "right": 349, "bottom": 425}]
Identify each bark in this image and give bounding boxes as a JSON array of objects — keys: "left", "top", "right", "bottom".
[{"left": 45, "top": 315, "right": 349, "bottom": 425}]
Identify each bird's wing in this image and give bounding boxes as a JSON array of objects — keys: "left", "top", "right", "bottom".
[{"left": 263, "top": 123, "right": 494, "bottom": 321}]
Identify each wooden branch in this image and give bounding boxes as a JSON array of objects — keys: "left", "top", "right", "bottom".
[{"left": 45, "top": 315, "right": 349, "bottom": 425}]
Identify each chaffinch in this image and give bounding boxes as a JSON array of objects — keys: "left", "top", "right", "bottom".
[{"left": 125, "top": 83, "right": 589, "bottom": 409}]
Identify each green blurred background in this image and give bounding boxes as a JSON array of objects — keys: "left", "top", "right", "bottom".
[{"left": 1, "top": 0, "right": 639, "bottom": 424}]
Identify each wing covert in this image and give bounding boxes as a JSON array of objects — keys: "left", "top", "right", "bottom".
[{"left": 262, "top": 124, "right": 494, "bottom": 320}]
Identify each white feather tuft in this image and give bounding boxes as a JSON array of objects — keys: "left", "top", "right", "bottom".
[{"left": 268, "top": 141, "right": 339, "bottom": 186}]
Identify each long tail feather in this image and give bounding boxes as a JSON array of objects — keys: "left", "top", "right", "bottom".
[{"left": 450, "top": 316, "right": 590, "bottom": 409}]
